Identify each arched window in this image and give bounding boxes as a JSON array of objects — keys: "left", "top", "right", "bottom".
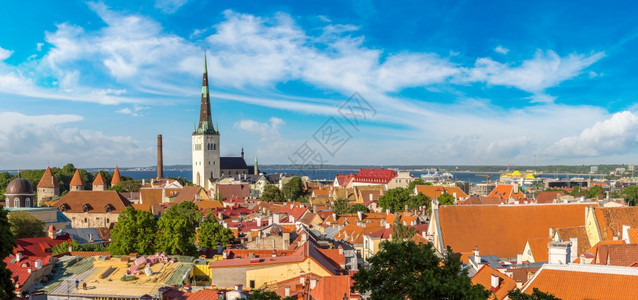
[
  {"left": 25, "top": 198, "right": 31, "bottom": 207},
  {"left": 14, "top": 197, "right": 20, "bottom": 207}
]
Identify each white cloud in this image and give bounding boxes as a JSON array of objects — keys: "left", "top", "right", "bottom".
[
  {"left": 544, "top": 111, "right": 638, "bottom": 157},
  {"left": 154, "top": 0, "right": 189, "bottom": 14},
  {"left": 494, "top": 45, "right": 509, "bottom": 55},
  {"left": 234, "top": 117, "right": 285, "bottom": 138},
  {"left": 36, "top": 43, "right": 44, "bottom": 51},
  {"left": 0, "top": 112, "right": 152, "bottom": 168},
  {"left": 463, "top": 50, "right": 604, "bottom": 94},
  {"left": 115, "top": 105, "right": 149, "bottom": 117},
  {"left": 0, "top": 46, "right": 13, "bottom": 61}
]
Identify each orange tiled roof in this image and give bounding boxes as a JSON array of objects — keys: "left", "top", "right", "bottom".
[
  {"left": 522, "top": 264, "right": 638, "bottom": 300},
  {"left": 526, "top": 238, "right": 551, "bottom": 262},
  {"left": 628, "top": 228, "right": 638, "bottom": 244},
  {"left": 554, "top": 226, "right": 591, "bottom": 257},
  {"left": 195, "top": 200, "right": 224, "bottom": 210},
  {"left": 309, "top": 275, "right": 353, "bottom": 300},
  {"left": 173, "top": 186, "right": 205, "bottom": 203},
  {"left": 487, "top": 184, "right": 525, "bottom": 201},
  {"left": 37, "top": 167, "right": 59, "bottom": 189},
  {"left": 536, "top": 191, "right": 564, "bottom": 204},
  {"left": 437, "top": 203, "right": 594, "bottom": 258},
  {"left": 594, "top": 207, "right": 638, "bottom": 241},
  {"left": 111, "top": 166, "right": 121, "bottom": 185},
  {"left": 415, "top": 185, "right": 468, "bottom": 200},
  {"left": 53, "top": 191, "right": 131, "bottom": 214},
  {"left": 471, "top": 265, "right": 517, "bottom": 300},
  {"left": 69, "top": 169, "right": 84, "bottom": 187},
  {"left": 93, "top": 172, "right": 106, "bottom": 185},
  {"left": 596, "top": 244, "right": 638, "bottom": 266},
  {"left": 139, "top": 188, "right": 164, "bottom": 206}
]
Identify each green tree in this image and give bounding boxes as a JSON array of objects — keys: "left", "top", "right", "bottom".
[
  {"left": 408, "top": 178, "right": 426, "bottom": 190},
  {"left": 351, "top": 241, "right": 490, "bottom": 300},
  {"left": 391, "top": 218, "right": 417, "bottom": 242},
  {"left": 0, "top": 207, "right": 16, "bottom": 300},
  {"left": 8, "top": 211, "right": 46, "bottom": 238},
  {"left": 52, "top": 240, "right": 80, "bottom": 255},
  {"left": 438, "top": 193, "right": 456, "bottom": 205},
  {"left": 508, "top": 288, "right": 561, "bottom": 300},
  {"left": 332, "top": 199, "right": 349, "bottom": 214},
  {"left": 283, "top": 177, "right": 304, "bottom": 201},
  {"left": 109, "top": 207, "right": 157, "bottom": 255},
  {"left": 345, "top": 203, "right": 370, "bottom": 214},
  {"left": 379, "top": 188, "right": 429, "bottom": 212},
  {"left": 621, "top": 186, "right": 638, "bottom": 206},
  {"left": 586, "top": 185, "right": 605, "bottom": 198},
  {"left": 247, "top": 290, "right": 295, "bottom": 300},
  {"left": 198, "top": 215, "right": 235, "bottom": 249},
  {"left": 261, "top": 185, "right": 285, "bottom": 202},
  {"left": 156, "top": 201, "right": 201, "bottom": 255},
  {"left": 570, "top": 185, "right": 584, "bottom": 197}
]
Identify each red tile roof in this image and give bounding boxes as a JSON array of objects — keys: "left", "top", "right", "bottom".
[
  {"left": 37, "top": 167, "right": 59, "bottom": 189},
  {"left": 218, "top": 184, "right": 250, "bottom": 200},
  {"left": 536, "top": 191, "right": 564, "bottom": 204},
  {"left": 4, "top": 255, "right": 52, "bottom": 291},
  {"left": 352, "top": 168, "right": 397, "bottom": 185},
  {"left": 334, "top": 174, "right": 355, "bottom": 188},
  {"left": 53, "top": 191, "right": 132, "bottom": 214},
  {"left": 14, "top": 236, "right": 68, "bottom": 257},
  {"left": 596, "top": 244, "right": 638, "bottom": 266},
  {"left": 437, "top": 203, "right": 594, "bottom": 258},
  {"left": 69, "top": 169, "right": 84, "bottom": 187}
]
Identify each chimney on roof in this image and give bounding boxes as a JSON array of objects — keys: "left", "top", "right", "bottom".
[
  {"left": 273, "top": 214, "right": 280, "bottom": 224},
  {"left": 357, "top": 211, "right": 363, "bottom": 221},
  {"left": 549, "top": 227, "right": 555, "bottom": 238},
  {"left": 570, "top": 238, "right": 578, "bottom": 262},
  {"left": 548, "top": 241, "right": 572, "bottom": 265},
  {"left": 490, "top": 274, "right": 500, "bottom": 289},
  {"left": 513, "top": 184, "right": 519, "bottom": 194},
  {"left": 256, "top": 216, "right": 262, "bottom": 227},
  {"left": 157, "top": 134, "right": 163, "bottom": 179},
  {"left": 473, "top": 246, "right": 480, "bottom": 265},
  {"left": 16, "top": 252, "right": 22, "bottom": 262},
  {"left": 517, "top": 254, "right": 523, "bottom": 264}
]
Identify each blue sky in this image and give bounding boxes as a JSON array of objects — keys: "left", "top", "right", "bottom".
[{"left": 1, "top": 0, "right": 638, "bottom": 169}]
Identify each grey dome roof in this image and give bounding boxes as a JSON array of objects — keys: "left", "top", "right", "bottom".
[{"left": 6, "top": 177, "right": 34, "bottom": 195}]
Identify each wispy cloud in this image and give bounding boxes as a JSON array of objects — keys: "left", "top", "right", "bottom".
[
  {"left": 0, "top": 46, "right": 13, "bottom": 61},
  {"left": 154, "top": 0, "right": 189, "bottom": 14},
  {"left": 0, "top": 111, "right": 151, "bottom": 168},
  {"left": 494, "top": 45, "right": 509, "bottom": 55}
]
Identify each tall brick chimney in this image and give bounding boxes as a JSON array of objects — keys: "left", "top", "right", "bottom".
[{"left": 157, "top": 134, "right": 163, "bottom": 179}]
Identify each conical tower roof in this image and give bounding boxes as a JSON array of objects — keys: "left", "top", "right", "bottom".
[
  {"left": 93, "top": 172, "right": 106, "bottom": 185},
  {"left": 70, "top": 169, "right": 84, "bottom": 187},
  {"left": 37, "top": 166, "right": 59, "bottom": 188},
  {"left": 111, "top": 166, "right": 122, "bottom": 185}
]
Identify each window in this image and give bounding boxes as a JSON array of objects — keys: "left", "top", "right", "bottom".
[
  {"left": 25, "top": 198, "right": 31, "bottom": 207},
  {"left": 14, "top": 197, "right": 20, "bottom": 207},
  {"left": 250, "top": 280, "right": 255, "bottom": 289},
  {"left": 84, "top": 218, "right": 88, "bottom": 223}
]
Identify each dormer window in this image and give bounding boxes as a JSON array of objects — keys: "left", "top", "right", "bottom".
[
  {"left": 82, "top": 203, "right": 92, "bottom": 212},
  {"left": 104, "top": 204, "right": 114, "bottom": 213},
  {"left": 59, "top": 203, "right": 69, "bottom": 212}
]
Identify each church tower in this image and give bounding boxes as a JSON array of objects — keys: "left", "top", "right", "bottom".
[{"left": 192, "top": 53, "right": 220, "bottom": 189}]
